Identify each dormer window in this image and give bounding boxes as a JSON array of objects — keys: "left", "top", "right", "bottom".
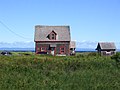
[
  {"left": 51, "top": 33, "right": 55, "bottom": 40},
  {"left": 49, "top": 30, "right": 57, "bottom": 40}
]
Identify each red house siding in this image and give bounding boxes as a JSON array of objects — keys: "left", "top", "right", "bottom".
[{"left": 35, "top": 41, "right": 70, "bottom": 55}]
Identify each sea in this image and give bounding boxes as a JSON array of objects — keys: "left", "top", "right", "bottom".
[{"left": 0, "top": 48, "right": 119, "bottom": 52}]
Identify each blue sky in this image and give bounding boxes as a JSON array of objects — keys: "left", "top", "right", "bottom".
[{"left": 0, "top": 0, "right": 120, "bottom": 43}]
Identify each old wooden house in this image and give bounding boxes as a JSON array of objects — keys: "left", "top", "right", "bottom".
[
  {"left": 96, "top": 42, "right": 116, "bottom": 56},
  {"left": 34, "top": 25, "right": 75, "bottom": 56}
]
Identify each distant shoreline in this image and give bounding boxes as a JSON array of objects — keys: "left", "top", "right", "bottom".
[{"left": 0, "top": 48, "right": 120, "bottom": 52}]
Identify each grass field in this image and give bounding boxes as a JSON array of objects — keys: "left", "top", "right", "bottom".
[{"left": 0, "top": 52, "right": 120, "bottom": 90}]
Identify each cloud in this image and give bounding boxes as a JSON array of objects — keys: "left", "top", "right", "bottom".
[
  {"left": 76, "top": 41, "right": 120, "bottom": 49},
  {"left": 0, "top": 41, "right": 34, "bottom": 48},
  {"left": 0, "top": 41, "right": 120, "bottom": 49},
  {"left": 76, "top": 41, "right": 97, "bottom": 49}
]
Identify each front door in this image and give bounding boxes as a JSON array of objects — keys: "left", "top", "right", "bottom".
[{"left": 51, "top": 47, "right": 55, "bottom": 55}]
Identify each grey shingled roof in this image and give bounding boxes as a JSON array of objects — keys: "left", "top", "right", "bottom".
[
  {"left": 34, "top": 25, "right": 71, "bottom": 41},
  {"left": 96, "top": 42, "right": 116, "bottom": 50}
]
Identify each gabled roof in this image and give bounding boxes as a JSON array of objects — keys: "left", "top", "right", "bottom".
[
  {"left": 34, "top": 25, "right": 71, "bottom": 41},
  {"left": 96, "top": 42, "right": 116, "bottom": 50}
]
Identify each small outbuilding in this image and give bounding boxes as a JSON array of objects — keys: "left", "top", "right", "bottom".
[
  {"left": 96, "top": 42, "right": 116, "bottom": 56},
  {"left": 70, "top": 41, "right": 76, "bottom": 55}
]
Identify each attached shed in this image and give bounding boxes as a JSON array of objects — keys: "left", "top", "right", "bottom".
[
  {"left": 70, "top": 41, "right": 76, "bottom": 55},
  {"left": 96, "top": 42, "right": 116, "bottom": 56}
]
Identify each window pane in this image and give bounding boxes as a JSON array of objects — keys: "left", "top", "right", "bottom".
[
  {"left": 41, "top": 47, "right": 46, "bottom": 52},
  {"left": 60, "top": 47, "right": 65, "bottom": 53},
  {"left": 61, "top": 48, "right": 64, "bottom": 51},
  {"left": 52, "top": 34, "right": 55, "bottom": 39},
  {"left": 37, "top": 48, "right": 40, "bottom": 51},
  {"left": 51, "top": 33, "right": 55, "bottom": 40},
  {"left": 52, "top": 34, "right": 54, "bottom": 37}
]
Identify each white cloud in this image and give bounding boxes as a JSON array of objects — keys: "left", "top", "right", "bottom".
[
  {"left": 0, "top": 42, "right": 34, "bottom": 48},
  {"left": 0, "top": 41, "right": 120, "bottom": 49},
  {"left": 76, "top": 41, "right": 120, "bottom": 49},
  {"left": 76, "top": 41, "right": 97, "bottom": 49}
]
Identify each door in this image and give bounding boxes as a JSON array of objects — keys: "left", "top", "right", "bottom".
[{"left": 51, "top": 47, "right": 56, "bottom": 55}]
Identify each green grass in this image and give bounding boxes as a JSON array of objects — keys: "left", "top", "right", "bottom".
[{"left": 0, "top": 53, "right": 120, "bottom": 90}]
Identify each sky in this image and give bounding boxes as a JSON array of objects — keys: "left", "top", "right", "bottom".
[{"left": 0, "top": 0, "right": 120, "bottom": 44}]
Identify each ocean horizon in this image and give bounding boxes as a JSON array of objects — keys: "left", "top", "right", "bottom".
[{"left": 0, "top": 48, "right": 120, "bottom": 52}]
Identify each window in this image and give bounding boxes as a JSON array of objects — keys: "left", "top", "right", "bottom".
[
  {"left": 49, "top": 31, "right": 56, "bottom": 40},
  {"left": 40, "top": 47, "right": 46, "bottom": 52},
  {"left": 51, "top": 33, "right": 55, "bottom": 40},
  {"left": 60, "top": 47, "right": 65, "bottom": 54},
  {"left": 37, "top": 48, "right": 40, "bottom": 51}
]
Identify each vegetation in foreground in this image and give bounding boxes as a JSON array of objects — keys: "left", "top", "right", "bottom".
[{"left": 0, "top": 52, "right": 120, "bottom": 90}]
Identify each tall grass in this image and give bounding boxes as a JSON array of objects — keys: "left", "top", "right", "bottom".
[{"left": 0, "top": 53, "right": 120, "bottom": 90}]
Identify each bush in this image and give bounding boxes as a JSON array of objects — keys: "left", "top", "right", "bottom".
[
  {"left": 76, "top": 54, "right": 85, "bottom": 58},
  {"left": 111, "top": 53, "right": 120, "bottom": 61},
  {"left": 111, "top": 52, "right": 120, "bottom": 67},
  {"left": 87, "top": 52, "right": 99, "bottom": 57}
]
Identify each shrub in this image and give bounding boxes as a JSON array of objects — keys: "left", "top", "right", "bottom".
[
  {"left": 111, "top": 52, "right": 120, "bottom": 67},
  {"left": 111, "top": 52, "right": 120, "bottom": 61},
  {"left": 87, "top": 52, "right": 99, "bottom": 57},
  {"left": 76, "top": 54, "right": 85, "bottom": 58}
]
